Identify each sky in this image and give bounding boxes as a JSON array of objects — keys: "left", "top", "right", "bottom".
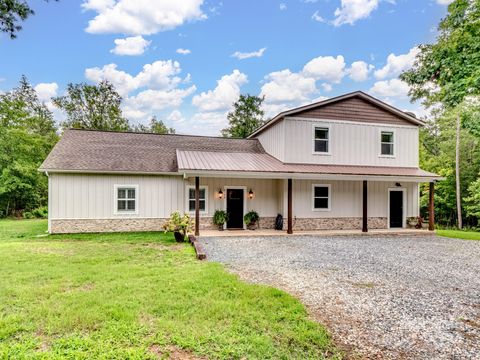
[{"left": 0, "top": 0, "right": 452, "bottom": 135}]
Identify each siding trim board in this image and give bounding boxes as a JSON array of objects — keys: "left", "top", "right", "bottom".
[{"left": 288, "top": 116, "right": 418, "bottom": 130}]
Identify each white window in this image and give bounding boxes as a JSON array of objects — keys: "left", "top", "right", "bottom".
[
  {"left": 114, "top": 185, "right": 138, "bottom": 214},
  {"left": 380, "top": 131, "right": 394, "bottom": 156},
  {"left": 314, "top": 126, "right": 330, "bottom": 153},
  {"left": 312, "top": 184, "right": 331, "bottom": 211},
  {"left": 187, "top": 186, "right": 208, "bottom": 214}
]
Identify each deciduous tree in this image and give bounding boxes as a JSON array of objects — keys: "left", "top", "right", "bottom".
[
  {"left": 53, "top": 81, "right": 130, "bottom": 132},
  {"left": 221, "top": 95, "right": 265, "bottom": 138},
  {"left": 401, "top": 0, "right": 480, "bottom": 228}
]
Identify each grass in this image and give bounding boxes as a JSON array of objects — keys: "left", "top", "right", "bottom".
[
  {"left": 436, "top": 229, "right": 480, "bottom": 241},
  {"left": 0, "top": 219, "right": 339, "bottom": 359}
]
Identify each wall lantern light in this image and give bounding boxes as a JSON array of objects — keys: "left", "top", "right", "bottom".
[
  {"left": 248, "top": 189, "right": 254, "bottom": 199},
  {"left": 218, "top": 189, "right": 224, "bottom": 199}
]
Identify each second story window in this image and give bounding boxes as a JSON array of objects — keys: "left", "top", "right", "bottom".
[
  {"left": 314, "top": 127, "right": 329, "bottom": 153},
  {"left": 380, "top": 131, "right": 394, "bottom": 156}
]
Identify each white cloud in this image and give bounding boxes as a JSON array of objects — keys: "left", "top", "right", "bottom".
[
  {"left": 176, "top": 48, "right": 191, "bottom": 55},
  {"left": 82, "top": 0, "right": 206, "bottom": 35},
  {"left": 231, "top": 47, "right": 266, "bottom": 60},
  {"left": 374, "top": 47, "right": 420, "bottom": 79},
  {"left": 312, "top": 11, "right": 325, "bottom": 22},
  {"left": 321, "top": 83, "right": 333, "bottom": 92},
  {"left": 167, "top": 109, "right": 185, "bottom": 123},
  {"left": 347, "top": 61, "right": 374, "bottom": 82},
  {"left": 85, "top": 60, "right": 183, "bottom": 96},
  {"left": 85, "top": 59, "right": 195, "bottom": 125},
  {"left": 192, "top": 70, "right": 247, "bottom": 112},
  {"left": 126, "top": 86, "right": 196, "bottom": 111},
  {"left": 437, "top": 0, "right": 453, "bottom": 5},
  {"left": 34, "top": 82, "right": 58, "bottom": 102},
  {"left": 369, "top": 78, "right": 409, "bottom": 97},
  {"left": 110, "top": 36, "right": 150, "bottom": 56},
  {"left": 333, "top": 0, "right": 380, "bottom": 26},
  {"left": 279, "top": 3, "right": 287, "bottom": 10},
  {"left": 260, "top": 69, "right": 317, "bottom": 104},
  {"left": 302, "top": 55, "right": 346, "bottom": 83}
]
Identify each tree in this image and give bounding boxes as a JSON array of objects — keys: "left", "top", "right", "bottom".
[
  {"left": 221, "top": 95, "right": 265, "bottom": 138},
  {"left": 133, "top": 116, "right": 175, "bottom": 134},
  {"left": 53, "top": 81, "right": 130, "bottom": 132},
  {"left": 464, "top": 176, "right": 480, "bottom": 221},
  {"left": 0, "top": 0, "right": 57, "bottom": 39},
  {"left": 400, "top": 0, "right": 480, "bottom": 228},
  {"left": 0, "top": 76, "right": 58, "bottom": 217}
]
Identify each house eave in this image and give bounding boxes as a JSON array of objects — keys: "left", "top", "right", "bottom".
[
  {"left": 38, "top": 168, "right": 180, "bottom": 176},
  {"left": 180, "top": 170, "right": 443, "bottom": 182}
]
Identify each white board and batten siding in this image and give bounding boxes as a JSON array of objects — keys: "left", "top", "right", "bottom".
[
  {"left": 50, "top": 174, "right": 283, "bottom": 220},
  {"left": 50, "top": 174, "right": 185, "bottom": 220},
  {"left": 284, "top": 180, "right": 419, "bottom": 218},
  {"left": 256, "top": 119, "right": 286, "bottom": 162},
  {"left": 257, "top": 117, "right": 419, "bottom": 168}
]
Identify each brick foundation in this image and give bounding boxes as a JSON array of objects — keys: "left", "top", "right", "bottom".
[{"left": 51, "top": 216, "right": 388, "bottom": 234}]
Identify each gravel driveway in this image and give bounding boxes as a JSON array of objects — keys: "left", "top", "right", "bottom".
[{"left": 200, "top": 235, "right": 480, "bottom": 359}]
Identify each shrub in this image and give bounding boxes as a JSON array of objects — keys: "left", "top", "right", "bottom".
[
  {"left": 32, "top": 206, "right": 48, "bottom": 218},
  {"left": 162, "top": 212, "right": 194, "bottom": 241},
  {"left": 244, "top": 211, "right": 260, "bottom": 225},
  {"left": 23, "top": 206, "right": 48, "bottom": 219},
  {"left": 213, "top": 210, "right": 228, "bottom": 226}
]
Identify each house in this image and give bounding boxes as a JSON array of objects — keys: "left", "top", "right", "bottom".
[{"left": 40, "top": 91, "right": 442, "bottom": 234}]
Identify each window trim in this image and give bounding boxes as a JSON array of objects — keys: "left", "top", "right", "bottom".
[
  {"left": 312, "top": 123, "right": 332, "bottom": 155},
  {"left": 186, "top": 185, "right": 209, "bottom": 215},
  {"left": 379, "top": 129, "right": 396, "bottom": 158},
  {"left": 312, "top": 184, "right": 331, "bottom": 212},
  {"left": 113, "top": 184, "right": 139, "bottom": 215}
]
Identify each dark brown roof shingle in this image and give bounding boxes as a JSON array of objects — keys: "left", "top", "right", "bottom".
[{"left": 39, "top": 129, "right": 265, "bottom": 173}]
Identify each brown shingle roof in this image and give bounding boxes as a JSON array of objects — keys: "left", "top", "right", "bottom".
[
  {"left": 177, "top": 150, "right": 442, "bottom": 179},
  {"left": 39, "top": 129, "right": 265, "bottom": 173}
]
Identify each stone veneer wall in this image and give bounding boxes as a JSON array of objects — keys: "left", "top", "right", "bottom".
[
  {"left": 51, "top": 218, "right": 168, "bottom": 234},
  {"left": 199, "top": 217, "right": 276, "bottom": 230},
  {"left": 51, "top": 217, "right": 387, "bottom": 234},
  {"left": 292, "top": 217, "right": 388, "bottom": 231}
]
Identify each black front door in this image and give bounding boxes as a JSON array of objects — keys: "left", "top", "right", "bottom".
[
  {"left": 390, "top": 191, "right": 403, "bottom": 228},
  {"left": 226, "top": 189, "right": 244, "bottom": 229}
]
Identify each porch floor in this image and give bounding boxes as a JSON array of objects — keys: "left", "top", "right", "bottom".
[{"left": 198, "top": 228, "right": 433, "bottom": 238}]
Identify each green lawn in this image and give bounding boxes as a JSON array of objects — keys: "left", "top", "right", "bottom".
[
  {"left": 0, "top": 219, "right": 339, "bottom": 359},
  {"left": 437, "top": 229, "right": 480, "bottom": 241}
]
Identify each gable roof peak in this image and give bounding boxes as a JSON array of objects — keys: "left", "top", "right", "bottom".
[{"left": 249, "top": 91, "right": 423, "bottom": 138}]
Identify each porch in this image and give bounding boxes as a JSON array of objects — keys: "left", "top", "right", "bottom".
[{"left": 186, "top": 175, "right": 438, "bottom": 236}]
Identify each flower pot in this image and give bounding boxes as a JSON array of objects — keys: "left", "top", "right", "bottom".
[
  {"left": 174, "top": 231, "right": 185, "bottom": 242},
  {"left": 217, "top": 225, "right": 224, "bottom": 231},
  {"left": 247, "top": 222, "right": 257, "bottom": 230}
]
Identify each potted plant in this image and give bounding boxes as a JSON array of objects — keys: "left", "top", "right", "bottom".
[
  {"left": 244, "top": 210, "right": 260, "bottom": 230},
  {"left": 407, "top": 216, "right": 418, "bottom": 228},
  {"left": 162, "top": 211, "right": 194, "bottom": 242},
  {"left": 213, "top": 210, "right": 228, "bottom": 231}
]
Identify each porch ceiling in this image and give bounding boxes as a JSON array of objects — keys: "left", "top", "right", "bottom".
[{"left": 176, "top": 150, "right": 442, "bottom": 182}]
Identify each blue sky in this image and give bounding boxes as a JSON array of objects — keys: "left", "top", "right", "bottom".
[{"left": 0, "top": 0, "right": 451, "bottom": 135}]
